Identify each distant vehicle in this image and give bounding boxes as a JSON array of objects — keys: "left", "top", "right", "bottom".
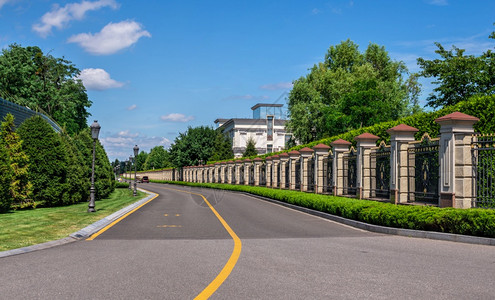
[{"left": 142, "top": 176, "right": 149, "bottom": 183}]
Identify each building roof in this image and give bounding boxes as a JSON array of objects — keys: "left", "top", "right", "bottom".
[
  {"left": 251, "top": 103, "right": 284, "bottom": 110},
  {"left": 217, "top": 118, "right": 286, "bottom": 129}
]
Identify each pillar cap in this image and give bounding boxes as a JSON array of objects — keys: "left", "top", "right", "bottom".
[
  {"left": 387, "top": 124, "right": 419, "bottom": 133},
  {"left": 299, "top": 147, "right": 313, "bottom": 153},
  {"left": 288, "top": 150, "right": 300, "bottom": 157},
  {"left": 253, "top": 157, "right": 263, "bottom": 161},
  {"left": 313, "top": 143, "right": 331, "bottom": 150},
  {"left": 265, "top": 156, "right": 273, "bottom": 161},
  {"left": 354, "top": 132, "right": 380, "bottom": 141},
  {"left": 330, "top": 139, "right": 351, "bottom": 146},
  {"left": 243, "top": 158, "right": 252, "bottom": 162},
  {"left": 434, "top": 111, "right": 479, "bottom": 123},
  {"left": 279, "top": 152, "right": 289, "bottom": 157},
  {"left": 227, "top": 160, "right": 235, "bottom": 164}
]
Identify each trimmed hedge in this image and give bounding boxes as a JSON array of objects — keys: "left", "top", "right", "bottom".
[{"left": 152, "top": 180, "right": 495, "bottom": 238}]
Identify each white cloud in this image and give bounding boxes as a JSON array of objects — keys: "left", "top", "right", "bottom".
[
  {"left": 259, "top": 82, "right": 293, "bottom": 90},
  {"left": 222, "top": 94, "right": 270, "bottom": 101},
  {"left": 160, "top": 113, "right": 195, "bottom": 123},
  {"left": 100, "top": 130, "right": 171, "bottom": 161},
  {"left": 76, "top": 68, "right": 124, "bottom": 90},
  {"left": 127, "top": 104, "right": 137, "bottom": 111},
  {"left": 0, "top": 0, "right": 13, "bottom": 10},
  {"left": 67, "top": 20, "right": 151, "bottom": 55},
  {"left": 33, "top": 0, "right": 118, "bottom": 37}
]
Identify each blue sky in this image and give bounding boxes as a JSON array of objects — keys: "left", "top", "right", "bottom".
[{"left": 1, "top": 0, "right": 494, "bottom": 161}]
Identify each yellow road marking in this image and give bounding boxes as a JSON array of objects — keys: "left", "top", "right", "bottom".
[
  {"left": 164, "top": 214, "right": 169, "bottom": 216},
  {"left": 86, "top": 190, "right": 159, "bottom": 241},
  {"left": 156, "top": 225, "right": 182, "bottom": 228},
  {"left": 175, "top": 214, "right": 181, "bottom": 216},
  {"left": 162, "top": 187, "right": 242, "bottom": 300}
]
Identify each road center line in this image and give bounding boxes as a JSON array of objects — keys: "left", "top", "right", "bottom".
[{"left": 162, "top": 186, "right": 242, "bottom": 300}]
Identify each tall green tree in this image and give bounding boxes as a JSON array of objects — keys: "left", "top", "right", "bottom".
[
  {"left": 169, "top": 126, "right": 223, "bottom": 167},
  {"left": 243, "top": 137, "right": 258, "bottom": 157},
  {"left": 0, "top": 113, "right": 32, "bottom": 207},
  {"left": 144, "top": 146, "right": 172, "bottom": 170},
  {"left": 60, "top": 131, "right": 90, "bottom": 204},
  {"left": 0, "top": 134, "right": 13, "bottom": 212},
  {"left": 0, "top": 44, "right": 91, "bottom": 134},
  {"left": 17, "top": 115, "right": 70, "bottom": 206},
  {"left": 287, "top": 39, "right": 419, "bottom": 144},
  {"left": 209, "top": 129, "right": 234, "bottom": 162}
]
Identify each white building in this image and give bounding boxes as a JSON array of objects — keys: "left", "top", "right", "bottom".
[{"left": 215, "top": 103, "right": 291, "bottom": 158}]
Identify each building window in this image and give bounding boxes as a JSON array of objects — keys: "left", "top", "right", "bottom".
[
  {"left": 267, "top": 116, "right": 273, "bottom": 141},
  {"left": 267, "top": 144, "right": 273, "bottom": 154}
]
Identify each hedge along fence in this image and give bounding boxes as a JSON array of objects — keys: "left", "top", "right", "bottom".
[{"left": 153, "top": 180, "right": 495, "bottom": 238}]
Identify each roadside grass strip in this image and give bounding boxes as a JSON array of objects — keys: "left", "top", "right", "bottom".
[
  {"left": 0, "top": 189, "right": 147, "bottom": 252},
  {"left": 153, "top": 180, "right": 495, "bottom": 239}
]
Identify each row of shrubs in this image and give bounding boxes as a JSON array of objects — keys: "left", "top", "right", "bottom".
[
  {"left": 0, "top": 113, "right": 115, "bottom": 212},
  {"left": 153, "top": 180, "right": 495, "bottom": 238}
]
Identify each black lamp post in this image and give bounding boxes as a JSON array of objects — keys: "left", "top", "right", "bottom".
[
  {"left": 133, "top": 145, "right": 139, "bottom": 196},
  {"left": 88, "top": 120, "right": 101, "bottom": 212},
  {"left": 128, "top": 156, "right": 133, "bottom": 190}
]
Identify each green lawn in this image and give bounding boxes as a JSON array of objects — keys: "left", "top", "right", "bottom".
[{"left": 0, "top": 188, "right": 147, "bottom": 252}]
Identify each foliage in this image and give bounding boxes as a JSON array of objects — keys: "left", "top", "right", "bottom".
[
  {"left": 157, "top": 181, "right": 495, "bottom": 238},
  {"left": 0, "top": 44, "right": 91, "bottom": 135},
  {"left": 143, "top": 146, "right": 173, "bottom": 170},
  {"left": 73, "top": 128, "right": 115, "bottom": 200},
  {"left": 170, "top": 126, "right": 233, "bottom": 167},
  {"left": 287, "top": 39, "right": 419, "bottom": 144},
  {"left": 243, "top": 137, "right": 258, "bottom": 157},
  {"left": 417, "top": 30, "right": 495, "bottom": 108},
  {"left": 0, "top": 134, "right": 13, "bottom": 212},
  {"left": 60, "top": 131, "right": 90, "bottom": 205},
  {"left": 0, "top": 113, "right": 32, "bottom": 207},
  {"left": 16, "top": 115, "right": 70, "bottom": 207},
  {"left": 115, "top": 181, "right": 130, "bottom": 188},
  {"left": 135, "top": 150, "right": 148, "bottom": 171}
]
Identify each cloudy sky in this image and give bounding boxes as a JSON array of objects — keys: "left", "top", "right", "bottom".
[{"left": 1, "top": 0, "right": 494, "bottom": 161}]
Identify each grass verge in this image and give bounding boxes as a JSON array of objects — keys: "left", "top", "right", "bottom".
[
  {"left": 153, "top": 180, "right": 495, "bottom": 239},
  {"left": 0, "top": 188, "right": 146, "bottom": 251}
]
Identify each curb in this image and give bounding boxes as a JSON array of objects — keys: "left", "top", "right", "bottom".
[
  {"left": 238, "top": 191, "right": 495, "bottom": 246},
  {"left": 0, "top": 189, "right": 157, "bottom": 259}
]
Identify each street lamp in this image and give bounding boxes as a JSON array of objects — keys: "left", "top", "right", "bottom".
[
  {"left": 88, "top": 120, "right": 101, "bottom": 213},
  {"left": 133, "top": 145, "right": 139, "bottom": 196},
  {"left": 128, "top": 156, "right": 133, "bottom": 190}
]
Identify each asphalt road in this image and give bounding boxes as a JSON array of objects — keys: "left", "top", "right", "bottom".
[{"left": 1, "top": 183, "right": 495, "bottom": 299}]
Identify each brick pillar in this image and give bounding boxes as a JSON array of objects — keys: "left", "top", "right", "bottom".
[
  {"left": 354, "top": 133, "right": 379, "bottom": 199},
  {"left": 387, "top": 124, "right": 419, "bottom": 204},
  {"left": 299, "top": 147, "right": 313, "bottom": 192},
  {"left": 253, "top": 158, "right": 262, "bottom": 186},
  {"left": 244, "top": 159, "right": 251, "bottom": 185},
  {"left": 279, "top": 153, "right": 289, "bottom": 189},
  {"left": 313, "top": 144, "right": 331, "bottom": 194},
  {"left": 288, "top": 150, "right": 300, "bottom": 190},
  {"left": 272, "top": 155, "right": 280, "bottom": 188},
  {"left": 266, "top": 156, "right": 273, "bottom": 188},
  {"left": 435, "top": 112, "right": 479, "bottom": 208},
  {"left": 331, "top": 139, "right": 352, "bottom": 196}
]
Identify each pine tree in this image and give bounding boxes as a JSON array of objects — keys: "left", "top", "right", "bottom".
[
  {"left": 0, "top": 113, "right": 32, "bottom": 208},
  {"left": 243, "top": 137, "right": 258, "bottom": 157},
  {"left": 0, "top": 137, "right": 13, "bottom": 212}
]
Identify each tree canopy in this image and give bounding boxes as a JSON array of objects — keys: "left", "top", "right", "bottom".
[
  {"left": 287, "top": 39, "right": 421, "bottom": 144},
  {"left": 417, "top": 30, "right": 495, "bottom": 108},
  {"left": 0, "top": 44, "right": 91, "bottom": 134}
]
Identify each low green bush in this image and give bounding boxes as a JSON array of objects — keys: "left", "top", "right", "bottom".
[
  {"left": 152, "top": 180, "right": 495, "bottom": 238},
  {"left": 115, "top": 182, "right": 130, "bottom": 189}
]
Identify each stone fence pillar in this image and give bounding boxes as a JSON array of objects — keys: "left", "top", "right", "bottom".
[
  {"left": 272, "top": 155, "right": 280, "bottom": 188},
  {"left": 355, "top": 133, "right": 379, "bottom": 199},
  {"left": 253, "top": 158, "right": 262, "bottom": 186},
  {"left": 435, "top": 112, "right": 479, "bottom": 208},
  {"left": 220, "top": 162, "right": 226, "bottom": 183},
  {"left": 288, "top": 150, "right": 300, "bottom": 190},
  {"left": 244, "top": 159, "right": 251, "bottom": 185},
  {"left": 266, "top": 156, "right": 273, "bottom": 188},
  {"left": 331, "top": 139, "right": 351, "bottom": 196},
  {"left": 279, "top": 153, "right": 289, "bottom": 189},
  {"left": 227, "top": 161, "right": 234, "bottom": 184},
  {"left": 234, "top": 161, "right": 242, "bottom": 184},
  {"left": 313, "top": 144, "right": 331, "bottom": 194},
  {"left": 299, "top": 147, "right": 314, "bottom": 192},
  {"left": 387, "top": 124, "right": 418, "bottom": 204}
]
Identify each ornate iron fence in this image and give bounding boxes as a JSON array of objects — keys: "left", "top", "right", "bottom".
[
  {"left": 295, "top": 158, "right": 301, "bottom": 190},
  {"left": 249, "top": 164, "right": 255, "bottom": 185},
  {"left": 343, "top": 148, "right": 357, "bottom": 195},
  {"left": 370, "top": 142, "right": 391, "bottom": 199},
  {"left": 472, "top": 134, "right": 495, "bottom": 208},
  {"left": 285, "top": 161, "right": 290, "bottom": 189},
  {"left": 277, "top": 163, "right": 281, "bottom": 188},
  {"left": 307, "top": 155, "right": 315, "bottom": 192},
  {"left": 239, "top": 165, "right": 244, "bottom": 185},
  {"left": 324, "top": 155, "right": 334, "bottom": 194},
  {"left": 224, "top": 167, "right": 228, "bottom": 183},
  {"left": 408, "top": 134, "right": 439, "bottom": 204},
  {"left": 259, "top": 163, "right": 266, "bottom": 186},
  {"left": 231, "top": 166, "right": 236, "bottom": 184}
]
